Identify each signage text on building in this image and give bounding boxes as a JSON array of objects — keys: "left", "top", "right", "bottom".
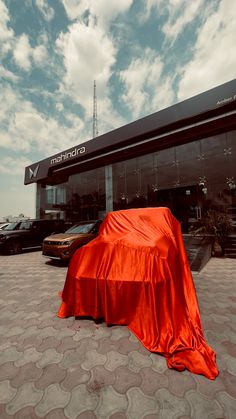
[{"left": 50, "top": 146, "right": 86, "bottom": 165}]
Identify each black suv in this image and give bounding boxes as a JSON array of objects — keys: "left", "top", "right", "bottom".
[{"left": 0, "top": 219, "right": 65, "bottom": 255}]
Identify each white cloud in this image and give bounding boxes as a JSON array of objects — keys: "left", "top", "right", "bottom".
[
  {"left": 140, "top": 0, "right": 204, "bottom": 43},
  {"left": 139, "top": 0, "right": 163, "bottom": 22},
  {"left": 61, "top": 0, "right": 133, "bottom": 29},
  {"left": 0, "top": 0, "right": 14, "bottom": 59},
  {"left": 56, "top": 20, "right": 116, "bottom": 108},
  {"left": 0, "top": 0, "right": 14, "bottom": 42},
  {"left": 0, "top": 156, "right": 32, "bottom": 175},
  {"left": 120, "top": 48, "right": 174, "bottom": 117},
  {"left": 36, "top": 0, "right": 55, "bottom": 21},
  {"left": 0, "top": 179, "right": 36, "bottom": 219},
  {"left": 56, "top": 19, "right": 124, "bottom": 134},
  {"left": 13, "top": 34, "right": 32, "bottom": 71},
  {"left": 56, "top": 103, "right": 64, "bottom": 112},
  {"left": 0, "top": 84, "right": 85, "bottom": 156},
  {"left": 12, "top": 33, "right": 49, "bottom": 71},
  {"left": 178, "top": 0, "right": 236, "bottom": 100},
  {"left": 61, "top": 0, "right": 86, "bottom": 20},
  {"left": 32, "top": 44, "right": 48, "bottom": 66},
  {"left": 163, "top": 0, "right": 205, "bottom": 42},
  {"left": 0, "top": 65, "right": 19, "bottom": 82},
  {"left": 0, "top": 132, "right": 11, "bottom": 148}
]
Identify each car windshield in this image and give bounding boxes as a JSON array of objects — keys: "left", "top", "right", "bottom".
[
  {"left": 4, "top": 222, "right": 20, "bottom": 231},
  {"left": 18, "top": 221, "right": 33, "bottom": 230},
  {"left": 66, "top": 223, "right": 95, "bottom": 234}
]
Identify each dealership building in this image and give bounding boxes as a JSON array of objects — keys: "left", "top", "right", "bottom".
[{"left": 24, "top": 79, "right": 236, "bottom": 236}]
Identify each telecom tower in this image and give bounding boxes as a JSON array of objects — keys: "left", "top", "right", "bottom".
[{"left": 93, "top": 80, "right": 98, "bottom": 138}]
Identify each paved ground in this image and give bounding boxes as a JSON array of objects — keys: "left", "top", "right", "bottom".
[{"left": 0, "top": 251, "right": 235, "bottom": 419}]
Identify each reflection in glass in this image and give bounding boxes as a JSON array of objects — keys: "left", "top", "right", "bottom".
[{"left": 37, "top": 129, "right": 236, "bottom": 233}]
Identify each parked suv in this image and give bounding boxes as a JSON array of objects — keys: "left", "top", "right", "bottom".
[
  {"left": 42, "top": 220, "right": 102, "bottom": 262},
  {"left": 0, "top": 219, "right": 65, "bottom": 255}
]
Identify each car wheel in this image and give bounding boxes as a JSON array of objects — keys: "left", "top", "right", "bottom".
[{"left": 6, "top": 241, "right": 22, "bottom": 255}]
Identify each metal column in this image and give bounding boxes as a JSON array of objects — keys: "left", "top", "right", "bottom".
[{"left": 105, "top": 165, "right": 113, "bottom": 213}]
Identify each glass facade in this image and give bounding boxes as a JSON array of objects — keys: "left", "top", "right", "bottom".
[{"left": 37, "top": 130, "right": 236, "bottom": 232}]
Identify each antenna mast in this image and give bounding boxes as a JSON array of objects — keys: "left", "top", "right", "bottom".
[{"left": 93, "top": 80, "right": 98, "bottom": 138}]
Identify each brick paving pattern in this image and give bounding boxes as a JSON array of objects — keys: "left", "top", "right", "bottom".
[{"left": 0, "top": 251, "right": 235, "bottom": 418}]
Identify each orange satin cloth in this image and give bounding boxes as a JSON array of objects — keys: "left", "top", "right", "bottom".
[{"left": 58, "top": 207, "right": 218, "bottom": 380}]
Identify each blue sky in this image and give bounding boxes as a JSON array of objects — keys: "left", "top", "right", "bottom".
[{"left": 0, "top": 0, "right": 235, "bottom": 220}]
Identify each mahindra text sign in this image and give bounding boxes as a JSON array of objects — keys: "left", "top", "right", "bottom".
[{"left": 50, "top": 146, "right": 86, "bottom": 165}]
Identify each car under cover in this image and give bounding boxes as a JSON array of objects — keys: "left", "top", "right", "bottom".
[{"left": 58, "top": 207, "right": 218, "bottom": 380}]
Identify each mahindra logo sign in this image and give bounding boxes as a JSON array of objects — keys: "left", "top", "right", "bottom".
[
  {"left": 50, "top": 146, "right": 86, "bottom": 165},
  {"left": 29, "top": 164, "right": 39, "bottom": 179}
]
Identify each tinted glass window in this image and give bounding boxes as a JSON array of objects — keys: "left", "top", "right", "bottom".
[
  {"left": 4, "top": 222, "right": 20, "bottom": 231},
  {"left": 19, "top": 221, "right": 33, "bottom": 230},
  {"left": 66, "top": 223, "right": 95, "bottom": 234}
]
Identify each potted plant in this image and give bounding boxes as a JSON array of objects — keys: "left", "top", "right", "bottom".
[{"left": 190, "top": 209, "right": 232, "bottom": 256}]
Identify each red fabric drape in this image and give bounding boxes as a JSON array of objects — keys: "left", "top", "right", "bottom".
[{"left": 58, "top": 207, "right": 218, "bottom": 380}]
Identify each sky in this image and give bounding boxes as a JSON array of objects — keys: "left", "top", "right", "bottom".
[{"left": 0, "top": 0, "right": 235, "bottom": 220}]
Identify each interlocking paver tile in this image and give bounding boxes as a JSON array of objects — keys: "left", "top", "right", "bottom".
[
  {"left": 13, "top": 406, "right": 39, "bottom": 419},
  {"left": 111, "top": 327, "right": 131, "bottom": 341},
  {"left": 126, "top": 387, "right": 159, "bottom": 419},
  {"left": 105, "top": 350, "right": 128, "bottom": 371},
  {"left": 59, "top": 348, "right": 86, "bottom": 370},
  {"left": 11, "top": 362, "right": 43, "bottom": 387},
  {"left": 81, "top": 349, "right": 107, "bottom": 370},
  {"left": 88, "top": 365, "right": 115, "bottom": 390},
  {"left": 5, "top": 326, "right": 25, "bottom": 338},
  {"left": 94, "top": 385, "right": 128, "bottom": 418},
  {"left": 93, "top": 325, "right": 112, "bottom": 340},
  {"left": 117, "top": 336, "right": 141, "bottom": 355},
  {"left": 194, "top": 374, "right": 226, "bottom": 400},
  {"left": 109, "top": 413, "right": 127, "bottom": 419},
  {"left": 164, "top": 370, "right": 196, "bottom": 397},
  {"left": 72, "top": 327, "right": 93, "bottom": 341},
  {"left": 149, "top": 353, "right": 168, "bottom": 374},
  {"left": 14, "top": 347, "right": 42, "bottom": 367},
  {"left": 75, "top": 337, "right": 99, "bottom": 354},
  {"left": 185, "top": 389, "right": 224, "bottom": 419},
  {"left": 35, "top": 383, "right": 70, "bottom": 417},
  {"left": 64, "top": 383, "right": 99, "bottom": 419},
  {"left": 0, "top": 380, "right": 17, "bottom": 404},
  {"left": 0, "top": 346, "right": 22, "bottom": 365},
  {"left": 128, "top": 351, "right": 152, "bottom": 372},
  {"left": 37, "top": 336, "right": 61, "bottom": 352},
  {"left": 155, "top": 388, "right": 191, "bottom": 419},
  {"left": 5, "top": 382, "right": 43, "bottom": 415},
  {"left": 56, "top": 336, "right": 80, "bottom": 353},
  {"left": 140, "top": 368, "right": 169, "bottom": 396},
  {"left": 61, "top": 365, "right": 90, "bottom": 391},
  {"left": 17, "top": 325, "right": 40, "bottom": 342},
  {"left": 220, "top": 353, "right": 236, "bottom": 376},
  {"left": 0, "top": 362, "right": 19, "bottom": 381},
  {"left": 113, "top": 365, "right": 142, "bottom": 394},
  {"left": 96, "top": 337, "right": 119, "bottom": 354},
  {"left": 35, "top": 364, "right": 67, "bottom": 390},
  {"left": 77, "top": 412, "right": 97, "bottom": 419},
  {"left": 36, "top": 348, "right": 63, "bottom": 368},
  {"left": 216, "top": 391, "right": 236, "bottom": 419},
  {"left": 219, "top": 370, "right": 236, "bottom": 398}
]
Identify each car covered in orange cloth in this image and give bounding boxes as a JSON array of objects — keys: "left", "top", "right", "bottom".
[{"left": 58, "top": 207, "right": 218, "bottom": 379}]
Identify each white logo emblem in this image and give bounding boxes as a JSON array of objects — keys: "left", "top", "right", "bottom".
[{"left": 29, "top": 165, "right": 39, "bottom": 179}]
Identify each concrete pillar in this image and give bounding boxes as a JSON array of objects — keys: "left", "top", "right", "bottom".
[
  {"left": 36, "top": 183, "right": 46, "bottom": 219},
  {"left": 105, "top": 165, "right": 113, "bottom": 213}
]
